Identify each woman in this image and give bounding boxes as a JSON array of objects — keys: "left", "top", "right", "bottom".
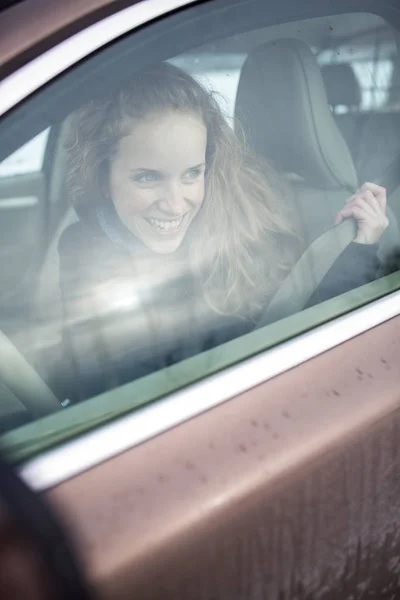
[{"left": 59, "top": 62, "right": 388, "bottom": 400}]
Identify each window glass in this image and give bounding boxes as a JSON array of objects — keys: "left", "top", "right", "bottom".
[
  {"left": 0, "top": 6, "right": 399, "bottom": 460},
  {"left": 0, "top": 127, "right": 50, "bottom": 336},
  {"left": 316, "top": 20, "right": 400, "bottom": 181},
  {"left": 169, "top": 54, "right": 245, "bottom": 121},
  {"left": 0, "top": 129, "right": 50, "bottom": 178},
  {"left": 318, "top": 36, "right": 397, "bottom": 111}
]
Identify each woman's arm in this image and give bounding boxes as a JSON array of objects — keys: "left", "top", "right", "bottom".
[
  {"left": 306, "top": 183, "right": 388, "bottom": 308},
  {"left": 306, "top": 242, "right": 379, "bottom": 308}
]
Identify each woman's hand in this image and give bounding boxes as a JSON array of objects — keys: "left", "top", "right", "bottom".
[{"left": 334, "top": 182, "right": 389, "bottom": 244}]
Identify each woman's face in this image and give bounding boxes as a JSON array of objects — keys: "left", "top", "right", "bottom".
[{"left": 108, "top": 111, "right": 207, "bottom": 254}]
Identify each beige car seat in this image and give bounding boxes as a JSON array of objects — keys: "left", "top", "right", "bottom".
[
  {"left": 234, "top": 38, "right": 400, "bottom": 261},
  {"left": 35, "top": 206, "right": 78, "bottom": 323},
  {"left": 34, "top": 113, "right": 79, "bottom": 328}
]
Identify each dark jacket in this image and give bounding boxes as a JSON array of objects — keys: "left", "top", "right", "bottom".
[{"left": 58, "top": 221, "right": 379, "bottom": 401}]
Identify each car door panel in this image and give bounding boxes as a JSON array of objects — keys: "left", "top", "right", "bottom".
[{"left": 44, "top": 312, "right": 400, "bottom": 599}]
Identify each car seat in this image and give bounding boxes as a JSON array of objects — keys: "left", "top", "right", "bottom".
[
  {"left": 321, "top": 63, "right": 363, "bottom": 160},
  {"left": 234, "top": 38, "right": 399, "bottom": 262}
]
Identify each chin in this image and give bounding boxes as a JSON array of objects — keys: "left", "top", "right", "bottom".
[{"left": 145, "top": 237, "right": 184, "bottom": 255}]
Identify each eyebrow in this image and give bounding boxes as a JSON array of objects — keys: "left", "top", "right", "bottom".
[
  {"left": 130, "top": 163, "right": 206, "bottom": 174},
  {"left": 129, "top": 168, "right": 161, "bottom": 173},
  {"left": 185, "top": 163, "right": 206, "bottom": 171}
]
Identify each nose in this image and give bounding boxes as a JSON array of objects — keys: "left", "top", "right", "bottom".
[{"left": 159, "top": 180, "right": 186, "bottom": 215}]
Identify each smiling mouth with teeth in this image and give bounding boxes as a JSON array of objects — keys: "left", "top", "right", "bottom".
[{"left": 145, "top": 215, "right": 185, "bottom": 233}]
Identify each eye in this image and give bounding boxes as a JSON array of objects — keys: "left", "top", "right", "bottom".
[
  {"left": 183, "top": 167, "right": 202, "bottom": 182},
  {"left": 133, "top": 172, "right": 159, "bottom": 183}
]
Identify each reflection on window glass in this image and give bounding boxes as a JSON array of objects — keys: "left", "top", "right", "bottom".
[
  {"left": 170, "top": 54, "right": 246, "bottom": 121},
  {"left": 0, "top": 9, "right": 400, "bottom": 457},
  {"left": 0, "top": 129, "right": 50, "bottom": 178},
  {"left": 319, "top": 44, "right": 396, "bottom": 111}
]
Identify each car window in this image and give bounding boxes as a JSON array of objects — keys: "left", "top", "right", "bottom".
[
  {"left": 0, "top": 4, "right": 400, "bottom": 463},
  {"left": 0, "top": 127, "right": 51, "bottom": 361},
  {"left": 318, "top": 32, "right": 397, "bottom": 111},
  {"left": 169, "top": 53, "right": 246, "bottom": 121},
  {"left": 0, "top": 129, "right": 50, "bottom": 178}
]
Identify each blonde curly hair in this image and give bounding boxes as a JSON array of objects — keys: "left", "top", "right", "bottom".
[{"left": 66, "top": 62, "right": 298, "bottom": 317}]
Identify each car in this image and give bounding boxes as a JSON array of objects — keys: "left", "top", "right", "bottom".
[{"left": 1, "top": 0, "right": 400, "bottom": 597}]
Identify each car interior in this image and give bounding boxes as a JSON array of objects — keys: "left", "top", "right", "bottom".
[{"left": 0, "top": 9, "right": 399, "bottom": 448}]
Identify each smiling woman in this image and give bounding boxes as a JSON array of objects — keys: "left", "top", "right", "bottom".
[
  {"left": 59, "top": 61, "right": 300, "bottom": 399},
  {"left": 108, "top": 111, "right": 207, "bottom": 254},
  {"left": 54, "top": 60, "right": 390, "bottom": 402}
]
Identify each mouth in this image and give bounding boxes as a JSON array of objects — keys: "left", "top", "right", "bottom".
[{"left": 145, "top": 215, "right": 185, "bottom": 234}]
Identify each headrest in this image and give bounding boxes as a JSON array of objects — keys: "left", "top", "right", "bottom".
[
  {"left": 321, "top": 64, "right": 361, "bottom": 108},
  {"left": 235, "top": 39, "right": 358, "bottom": 190}
]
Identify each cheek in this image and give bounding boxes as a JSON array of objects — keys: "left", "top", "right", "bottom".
[
  {"left": 113, "top": 181, "right": 157, "bottom": 215},
  {"left": 188, "top": 179, "right": 205, "bottom": 207}
]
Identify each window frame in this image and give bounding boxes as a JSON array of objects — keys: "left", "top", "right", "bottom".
[{"left": 0, "top": 0, "right": 399, "bottom": 488}]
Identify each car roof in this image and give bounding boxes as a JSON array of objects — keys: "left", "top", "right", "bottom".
[{"left": 0, "top": 0, "right": 121, "bottom": 79}]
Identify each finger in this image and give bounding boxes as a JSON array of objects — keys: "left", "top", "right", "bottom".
[
  {"left": 334, "top": 212, "right": 344, "bottom": 225},
  {"left": 338, "top": 203, "right": 377, "bottom": 223},
  {"left": 359, "top": 190, "right": 382, "bottom": 215},
  {"left": 358, "top": 182, "right": 387, "bottom": 207},
  {"left": 345, "top": 194, "right": 356, "bottom": 206},
  {"left": 349, "top": 201, "right": 389, "bottom": 233},
  {"left": 342, "top": 196, "right": 380, "bottom": 221},
  {"left": 347, "top": 195, "right": 376, "bottom": 219},
  {"left": 335, "top": 195, "right": 378, "bottom": 224},
  {"left": 334, "top": 205, "right": 359, "bottom": 224},
  {"left": 358, "top": 182, "right": 385, "bottom": 195}
]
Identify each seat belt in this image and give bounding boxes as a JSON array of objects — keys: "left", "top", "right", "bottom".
[
  {"left": 0, "top": 329, "right": 61, "bottom": 418},
  {"left": 256, "top": 218, "right": 357, "bottom": 327},
  {"left": 256, "top": 145, "right": 400, "bottom": 328},
  {"left": 373, "top": 153, "right": 400, "bottom": 195}
]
